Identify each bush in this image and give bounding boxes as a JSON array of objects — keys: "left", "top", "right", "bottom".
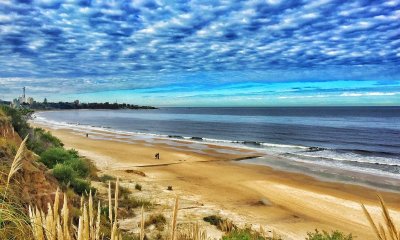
[
  {"left": 67, "top": 148, "right": 79, "bottom": 158},
  {"left": 306, "top": 229, "right": 354, "bottom": 240},
  {"left": 27, "top": 128, "right": 63, "bottom": 154},
  {"left": 52, "top": 164, "right": 76, "bottom": 185},
  {"left": 0, "top": 106, "right": 31, "bottom": 138},
  {"left": 144, "top": 214, "right": 166, "bottom": 230},
  {"left": 71, "top": 178, "right": 91, "bottom": 195},
  {"left": 65, "top": 157, "right": 90, "bottom": 178},
  {"left": 135, "top": 183, "right": 142, "bottom": 191},
  {"left": 222, "top": 228, "right": 266, "bottom": 240},
  {"left": 40, "top": 147, "right": 75, "bottom": 168}
]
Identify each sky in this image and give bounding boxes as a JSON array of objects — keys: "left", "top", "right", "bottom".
[{"left": 0, "top": 0, "right": 399, "bottom": 107}]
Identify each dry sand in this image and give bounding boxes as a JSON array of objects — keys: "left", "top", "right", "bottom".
[{"left": 35, "top": 124, "right": 400, "bottom": 239}]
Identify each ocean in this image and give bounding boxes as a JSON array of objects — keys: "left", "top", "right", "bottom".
[{"left": 34, "top": 107, "right": 400, "bottom": 190}]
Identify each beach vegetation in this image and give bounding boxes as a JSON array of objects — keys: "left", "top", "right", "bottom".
[
  {"left": 135, "top": 183, "right": 142, "bottom": 191},
  {"left": 39, "top": 147, "right": 75, "bottom": 168},
  {"left": 0, "top": 105, "right": 31, "bottom": 138},
  {"left": 203, "top": 215, "right": 223, "bottom": 227},
  {"left": 99, "top": 174, "right": 116, "bottom": 182},
  {"left": 120, "top": 196, "right": 152, "bottom": 210},
  {"left": 144, "top": 213, "right": 167, "bottom": 230},
  {"left": 70, "top": 177, "right": 92, "bottom": 195},
  {"left": 306, "top": 229, "right": 353, "bottom": 240},
  {"left": 222, "top": 228, "right": 274, "bottom": 240},
  {"left": 52, "top": 163, "right": 75, "bottom": 184},
  {"left": 361, "top": 195, "right": 399, "bottom": 240},
  {"left": 27, "top": 127, "right": 63, "bottom": 154}
]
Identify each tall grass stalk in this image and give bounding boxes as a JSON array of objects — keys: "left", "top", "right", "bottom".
[
  {"left": 176, "top": 222, "right": 209, "bottom": 240},
  {"left": 108, "top": 181, "right": 113, "bottom": 225},
  {"left": 29, "top": 188, "right": 106, "bottom": 240},
  {"left": 140, "top": 206, "right": 145, "bottom": 240},
  {"left": 171, "top": 196, "right": 179, "bottom": 240},
  {"left": 361, "top": 195, "right": 399, "bottom": 240},
  {"left": 6, "top": 134, "right": 29, "bottom": 191}
]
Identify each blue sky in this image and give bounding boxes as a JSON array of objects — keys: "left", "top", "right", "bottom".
[{"left": 0, "top": 0, "right": 399, "bottom": 106}]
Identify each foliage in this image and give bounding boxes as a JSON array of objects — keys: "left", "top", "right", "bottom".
[
  {"left": 0, "top": 105, "right": 31, "bottom": 138},
  {"left": 29, "top": 101, "right": 157, "bottom": 110},
  {"left": 144, "top": 214, "right": 166, "bottom": 231},
  {"left": 39, "top": 147, "right": 75, "bottom": 168},
  {"left": 70, "top": 178, "right": 91, "bottom": 195},
  {"left": 52, "top": 163, "right": 92, "bottom": 195},
  {"left": 222, "top": 228, "right": 267, "bottom": 240},
  {"left": 27, "top": 128, "right": 63, "bottom": 155},
  {"left": 65, "top": 157, "right": 90, "bottom": 178},
  {"left": 52, "top": 164, "right": 76, "bottom": 185},
  {"left": 306, "top": 229, "right": 353, "bottom": 240}
]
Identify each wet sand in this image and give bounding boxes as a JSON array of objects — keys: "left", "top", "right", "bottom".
[{"left": 34, "top": 124, "right": 400, "bottom": 239}]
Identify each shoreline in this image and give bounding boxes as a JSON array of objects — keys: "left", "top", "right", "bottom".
[
  {"left": 31, "top": 112, "right": 400, "bottom": 193},
  {"left": 31, "top": 121, "right": 400, "bottom": 239}
]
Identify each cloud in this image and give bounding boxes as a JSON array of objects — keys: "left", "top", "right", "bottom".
[{"left": 0, "top": 0, "right": 399, "bottom": 104}]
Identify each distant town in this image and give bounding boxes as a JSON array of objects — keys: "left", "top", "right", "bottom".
[{"left": 0, "top": 87, "right": 157, "bottom": 110}]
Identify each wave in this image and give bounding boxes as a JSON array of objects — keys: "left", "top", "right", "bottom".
[
  {"left": 288, "top": 150, "right": 400, "bottom": 167},
  {"left": 336, "top": 148, "right": 399, "bottom": 158},
  {"left": 33, "top": 113, "right": 399, "bottom": 169}
]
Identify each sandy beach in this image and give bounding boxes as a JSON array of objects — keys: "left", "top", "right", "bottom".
[{"left": 33, "top": 123, "right": 400, "bottom": 240}]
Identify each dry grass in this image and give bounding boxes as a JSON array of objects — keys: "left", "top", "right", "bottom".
[
  {"left": 28, "top": 180, "right": 125, "bottom": 240},
  {"left": 6, "top": 134, "right": 28, "bottom": 191},
  {"left": 361, "top": 195, "right": 399, "bottom": 240},
  {"left": 176, "top": 222, "right": 209, "bottom": 240},
  {"left": 170, "top": 196, "right": 179, "bottom": 240}
]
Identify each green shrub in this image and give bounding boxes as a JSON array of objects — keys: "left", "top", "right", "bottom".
[
  {"left": 65, "top": 157, "right": 90, "bottom": 178},
  {"left": 306, "top": 229, "right": 354, "bottom": 240},
  {"left": 67, "top": 148, "right": 79, "bottom": 158},
  {"left": 52, "top": 164, "right": 76, "bottom": 185},
  {"left": 27, "top": 128, "right": 64, "bottom": 154},
  {"left": 40, "top": 147, "right": 74, "bottom": 168},
  {"left": 135, "top": 183, "right": 142, "bottom": 191},
  {"left": 222, "top": 228, "right": 266, "bottom": 240},
  {"left": 71, "top": 178, "right": 91, "bottom": 195},
  {"left": 0, "top": 106, "right": 31, "bottom": 138}
]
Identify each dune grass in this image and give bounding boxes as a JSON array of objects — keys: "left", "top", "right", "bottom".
[{"left": 361, "top": 195, "right": 399, "bottom": 240}]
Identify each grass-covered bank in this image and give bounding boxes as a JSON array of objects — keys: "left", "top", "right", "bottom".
[{"left": 0, "top": 105, "right": 399, "bottom": 240}]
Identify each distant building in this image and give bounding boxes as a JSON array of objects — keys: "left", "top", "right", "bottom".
[{"left": 22, "top": 87, "right": 26, "bottom": 103}]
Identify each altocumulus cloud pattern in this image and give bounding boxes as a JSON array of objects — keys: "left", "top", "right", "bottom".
[{"left": 0, "top": 0, "right": 399, "bottom": 106}]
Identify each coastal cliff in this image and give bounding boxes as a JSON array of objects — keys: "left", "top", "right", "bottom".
[{"left": 0, "top": 110, "right": 59, "bottom": 210}]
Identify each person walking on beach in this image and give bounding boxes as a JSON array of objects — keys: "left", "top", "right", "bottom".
[
  {"left": 155, "top": 153, "right": 160, "bottom": 159},
  {"left": 86, "top": 133, "right": 89, "bottom": 138}
]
